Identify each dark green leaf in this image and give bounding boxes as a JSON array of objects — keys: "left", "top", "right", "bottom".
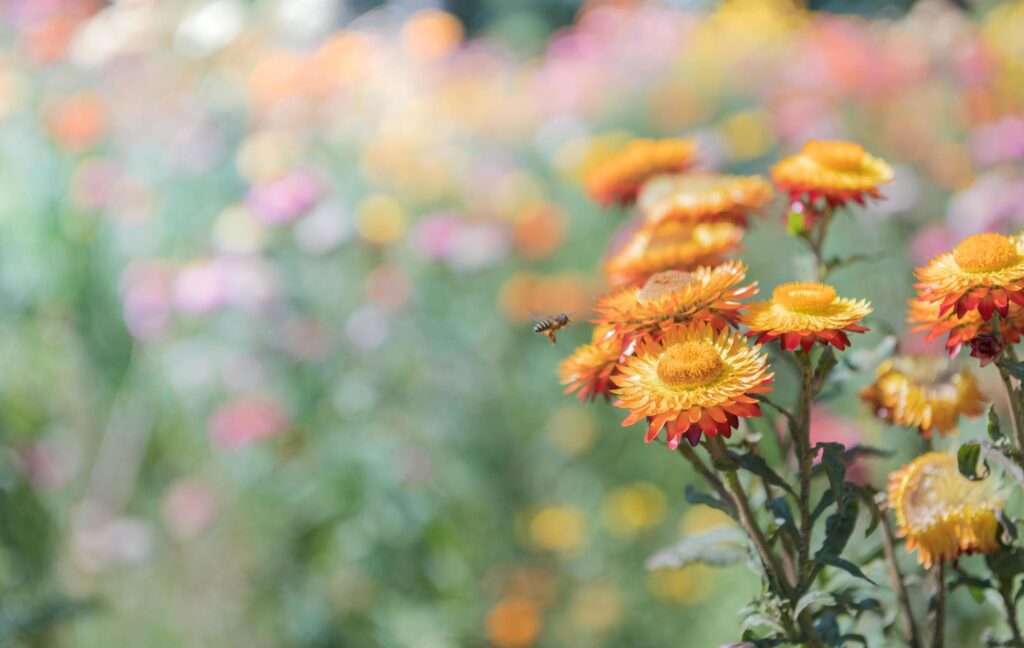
[
  {"left": 816, "top": 498, "right": 859, "bottom": 562},
  {"left": 958, "top": 443, "right": 983, "bottom": 480},
  {"left": 727, "top": 450, "right": 795, "bottom": 496},
  {"left": 986, "top": 548, "right": 1024, "bottom": 577},
  {"left": 815, "top": 442, "right": 847, "bottom": 508},
  {"left": 815, "top": 554, "right": 876, "bottom": 584},
  {"left": 846, "top": 484, "right": 882, "bottom": 537},
  {"left": 764, "top": 496, "right": 798, "bottom": 543},
  {"left": 989, "top": 406, "right": 1006, "bottom": 444},
  {"left": 684, "top": 484, "right": 735, "bottom": 517}
]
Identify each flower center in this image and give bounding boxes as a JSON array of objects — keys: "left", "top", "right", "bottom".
[
  {"left": 657, "top": 341, "right": 724, "bottom": 388},
  {"left": 772, "top": 282, "right": 837, "bottom": 314},
  {"left": 637, "top": 270, "right": 696, "bottom": 303},
  {"left": 803, "top": 140, "right": 865, "bottom": 172},
  {"left": 952, "top": 232, "right": 1018, "bottom": 272}
]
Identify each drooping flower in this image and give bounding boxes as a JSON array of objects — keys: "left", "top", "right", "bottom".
[
  {"left": 860, "top": 356, "right": 986, "bottom": 438},
  {"left": 604, "top": 221, "right": 743, "bottom": 287},
  {"left": 771, "top": 140, "right": 893, "bottom": 207},
  {"left": 584, "top": 139, "right": 697, "bottom": 207},
  {"left": 907, "top": 296, "right": 1024, "bottom": 357},
  {"left": 612, "top": 324, "right": 773, "bottom": 448},
  {"left": 559, "top": 326, "right": 625, "bottom": 402},
  {"left": 637, "top": 173, "right": 774, "bottom": 227},
  {"left": 594, "top": 261, "right": 755, "bottom": 344},
  {"left": 888, "top": 452, "right": 1004, "bottom": 567},
  {"left": 915, "top": 232, "right": 1024, "bottom": 319},
  {"left": 743, "top": 282, "right": 871, "bottom": 351}
]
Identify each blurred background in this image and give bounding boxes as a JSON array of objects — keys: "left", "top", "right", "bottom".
[{"left": 1, "top": 0, "right": 1024, "bottom": 645}]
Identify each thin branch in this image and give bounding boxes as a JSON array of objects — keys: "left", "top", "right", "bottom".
[
  {"left": 879, "top": 496, "right": 922, "bottom": 648},
  {"left": 676, "top": 442, "right": 736, "bottom": 517}
]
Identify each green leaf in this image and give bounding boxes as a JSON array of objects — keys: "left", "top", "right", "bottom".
[
  {"left": 816, "top": 498, "right": 859, "bottom": 563},
  {"left": 998, "top": 360, "right": 1024, "bottom": 380},
  {"left": 815, "top": 442, "right": 847, "bottom": 508},
  {"left": 958, "top": 443, "right": 983, "bottom": 480},
  {"left": 986, "top": 547, "right": 1024, "bottom": 577},
  {"left": 989, "top": 406, "right": 1006, "bottom": 444},
  {"left": 815, "top": 554, "right": 876, "bottom": 584},
  {"left": 787, "top": 212, "right": 806, "bottom": 236},
  {"left": 794, "top": 590, "right": 835, "bottom": 618},
  {"left": 846, "top": 484, "right": 882, "bottom": 537},
  {"left": 684, "top": 484, "right": 735, "bottom": 517},
  {"left": 728, "top": 450, "right": 796, "bottom": 496},
  {"left": 764, "top": 496, "right": 798, "bottom": 543},
  {"left": 645, "top": 527, "right": 747, "bottom": 571}
]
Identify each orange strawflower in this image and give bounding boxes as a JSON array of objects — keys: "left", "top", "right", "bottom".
[
  {"left": 612, "top": 324, "right": 772, "bottom": 448},
  {"left": 637, "top": 173, "right": 773, "bottom": 227},
  {"left": 559, "top": 326, "right": 625, "bottom": 402},
  {"left": 594, "top": 261, "right": 755, "bottom": 344},
  {"left": 907, "top": 296, "right": 1024, "bottom": 357},
  {"left": 743, "top": 282, "right": 871, "bottom": 351},
  {"left": 584, "top": 139, "right": 697, "bottom": 207},
  {"left": 888, "top": 452, "right": 1004, "bottom": 568},
  {"left": 860, "top": 356, "right": 986, "bottom": 438},
  {"left": 604, "top": 221, "right": 743, "bottom": 287},
  {"left": 772, "top": 140, "right": 893, "bottom": 207},
  {"left": 915, "top": 232, "right": 1024, "bottom": 319}
]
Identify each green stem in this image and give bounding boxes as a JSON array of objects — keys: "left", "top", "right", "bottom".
[
  {"left": 795, "top": 350, "right": 815, "bottom": 578},
  {"left": 676, "top": 443, "right": 735, "bottom": 518},
  {"left": 997, "top": 363, "right": 1024, "bottom": 452},
  {"left": 932, "top": 563, "right": 946, "bottom": 648}
]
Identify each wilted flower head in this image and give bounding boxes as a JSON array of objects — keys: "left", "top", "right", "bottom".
[
  {"left": 860, "top": 356, "right": 986, "bottom": 438},
  {"left": 888, "top": 452, "right": 1004, "bottom": 567}
]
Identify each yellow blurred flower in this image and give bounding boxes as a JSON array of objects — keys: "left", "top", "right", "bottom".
[
  {"left": 528, "top": 505, "right": 587, "bottom": 552},
  {"left": 647, "top": 564, "right": 714, "bottom": 605},
  {"left": 568, "top": 583, "right": 623, "bottom": 634},
  {"left": 681, "top": 506, "right": 736, "bottom": 535},
  {"left": 888, "top": 452, "right": 1004, "bottom": 567},
  {"left": 545, "top": 406, "right": 597, "bottom": 455},
  {"left": 355, "top": 194, "right": 407, "bottom": 245},
  {"left": 718, "top": 110, "right": 776, "bottom": 161},
  {"left": 601, "top": 482, "right": 667, "bottom": 537}
]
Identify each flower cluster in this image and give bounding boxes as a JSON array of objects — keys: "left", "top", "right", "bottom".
[{"left": 560, "top": 138, "right": 874, "bottom": 449}]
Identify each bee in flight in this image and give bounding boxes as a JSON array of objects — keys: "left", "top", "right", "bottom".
[{"left": 533, "top": 313, "right": 572, "bottom": 344}]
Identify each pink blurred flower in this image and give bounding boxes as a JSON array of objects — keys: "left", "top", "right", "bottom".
[
  {"left": 173, "top": 260, "right": 227, "bottom": 315},
  {"left": 969, "top": 116, "right": 1024, "bottom": 167},
  {"left": 246, "top": 170, "right": 321, "bottom": 225},
  {"left": 947, "top": 173, "right": 1024, "bottom": 237},
  {"left": 208, "top": 396, "right": 288, "bottom": 449},
  {"left": 120, "top": 261, "right": 173, "bottom": 340},
  {"left": 808, "top": 406, "right": 870, "bottom": 485},
  {"left": 161, "top": 478, "right": 217, "bottom": 541},
  {"left": 908, "top": 224, "right": 955, "bottom": 266},
  {"left": 412, "top": 212, "right": 460, "bottom": 260},
  {"left": 21, "top": 440, "right": 78, "bottom": 490}
]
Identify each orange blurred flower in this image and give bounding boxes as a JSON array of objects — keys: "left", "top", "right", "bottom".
[
  {"left": 604, "top": 221, "right": 743, "bottom": 287},
  {"left": 513, "top": 203, "right": 566, "bottom": 261},
  {"left": 638, "top": 173, "right": 773, "bottom": 226},
  {"left": 45, "top": 91, "right": 107, "bottom": 152},
  {"left": 907, "top": 296, "right": 1024, "bottom": 357},
  {"left": 584, "top": 138, "right": 697, "bottom": 207},
  {"left": 772, "top": 140, "right": 893, "bottom": 207},
  {"left": 486, "top": 596, "right": 542, "bottom": 648},
  {"left": 743, "top": 282, "right": 871, "bottom": 351},
  {"left": 888, "top": 452, "right": 1004, "bottom": 567}
]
